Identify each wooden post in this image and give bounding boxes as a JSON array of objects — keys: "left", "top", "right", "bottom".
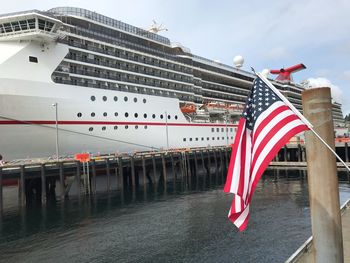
[
  {"left": 0, "top": 168, "right": 3, "bottom": 212},
  {"left": 106, "top": 158, "right": 111, "bottom": 192},
  {"left": 118, "top": 157, "right": 124, "bottom": 190},
  {"left": 194, "top": 151, "right": 199, "bottom": 187},
  {"left": 297, "top": 144, "right": 302, "bottom": 162},
  {"left": 41, "top": 164, "right": 46, "bottom": 205},
  {"left": 161, "top": 153, "right": 167, "bottom": 190},
  {"left": 302, "top": 87, "right": 343, "bottom": 262},
  {"left": 142, "top": 156, "right": 147, "bottom": 192},
  {"left": 207, "top": 150, "right": 211, "bottom": 184},
  {"left": 59, "top": 162, "right": 65, "bottom": 202},
  {"left": 284, "top": 145, "right": 288, "bottom": 161},
  {"left": 200, "top": 151, "right": 205, "bottom": 175},
  {"left": 170, "top": 153, "right": 176, "bottom": 188},
  {"left": 345, "top": 142, "right": 349, "bottom": 162},
  {"left": 213, "top": 149, "right": 218, "bottom": 184},
  {"left": 19, "top": 165, "right": 26, "bottom": 206},
  {"left": 75, "top": 161, "right": 80, "bottom": 197},
  {"left": 130, "top": 156, "right": 136, "bottom": 191},
  {"left": 152, "top": 154, "right": 157, "bottom": 188},
  {"left": 91, "top": 159, "right": 97, "bottom": 194}
]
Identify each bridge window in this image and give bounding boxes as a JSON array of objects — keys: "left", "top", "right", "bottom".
[{"left": 29, "top": 56, "right": 38, "bottom": 63}]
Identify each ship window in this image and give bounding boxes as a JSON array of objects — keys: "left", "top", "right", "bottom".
[
  {"left": 135, "top": 125, "right": 138, "bottom": 129},
  {"left": 103, "top": 96, "right": 107, "bottom": 101},
  {"left": 125, "top": 112, "right": 129, "bottom": 117},
  {"left": 231, "top": 136, "right": 234, "bottom": 139},
  {"left": 212, "top": 128, "right": 214, "bottom": 132},
  {"left": 221, "top": 128, "right": 224, "bottom": 132},
  {"left": 175, "top": 115, "right": 178, "bottom": 120},
  {"left": 216, "top": 128, "right": 219, "bottom": 132},
  {"left": 89, "top": 127, "right": 93, "bottom": 131},
  {"left": 212, "top": 137, "right": 215, "bottom": 140},
  {"left": 217, "top": 137, "right": 220, "bottom": 140},
  {"left": 160, "top": 114, "right": 164, "bottom": 119},
  {"left": 190, "top": 138, "right": 193, "bottom": 141},
  {"left": 115, "top": 112, "right": 118, "bottom": 117},
  {"left": 114, "top": 126, "right": 118, "bottom": 130},
  {"left": 230, "top": 128, "right": 233, "bottom": 132},
  {"left": 183, "top": 138, "right": 186, "bottom": 142},
  {"left": 143, "top": 98, "right": 147, "bottom": 103},
  {"left": 102, "top": 126, "right": 106, "bottom": 131},
  {"left": 91, "top": 112, "right": 95, "bottom": 117},
  {"left": 167, "top": 115, "right": 171, "bottom": 119},
  {"left": 125, "top": 125, "right": 129, "bottom": 129},
  {"left": 152, "top": 114, "right": 156, "bottom": 119},
  {"left": 201, "top": 138, "right": 204, "bottom": 141},
  {"left": 134, "top": 113, "right": 138, "bottom": 118},
  {"left": 144, "top": 113, "right": 147, "bottom": 118},
  {"left": 103, "top": 112, "right": 107, "bottom": 117},
  {"left": 134, "top": 97, "right": 137, "bottom": 103},
  {"left": 222, "top": 137, "right": 225, "bottom": 140},
  {"left": 77, "top": 113, "right": 82, "bottom": 117},
  {"left": 29, "top": 56, "right": 38, "bottom": 63},
  {"left": 91, "top": 96, "right": 96, "bottom": 101},
  {"left": 114, "top": 96, "right": 118, "bottom": 101},
  {"left": 207, "top": 137, "right": 210, "bottom": 140},
  {"left": 195, "top": 138, "right": 198, "bottom": 141},
  {"left": 144, "top": 125, "right": 148, "bottom": 129},
  {"left": 124, "top": 96, "right": 128, "bottom": 102}
]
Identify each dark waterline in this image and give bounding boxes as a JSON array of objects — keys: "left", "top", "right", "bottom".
[{"left": 0, "top": 170, "right": 350, "bottom": 263}]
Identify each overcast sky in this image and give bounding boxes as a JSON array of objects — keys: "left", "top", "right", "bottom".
[{"left": 3, "top": 0, "right": 350, "bottom": 114}]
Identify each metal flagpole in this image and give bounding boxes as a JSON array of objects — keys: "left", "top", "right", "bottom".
[{"left": 257, "top": 72, "right": 350, "bottom": 172}]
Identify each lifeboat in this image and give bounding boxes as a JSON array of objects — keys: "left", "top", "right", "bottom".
[
  {"left": 206, "top": 102, "right": 227, "bottom": 114},
  {"left": 227, "top": 104, "right": 245, "bottom": 115},
  {"left": 180, "top": 103, "right": 196, "bottom": 114}
]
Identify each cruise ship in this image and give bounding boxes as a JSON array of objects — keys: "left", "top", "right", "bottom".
[{"left": 0, "top": 7, "right": 344, "bottom": 160}]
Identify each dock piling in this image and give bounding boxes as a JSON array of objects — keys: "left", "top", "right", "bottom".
[
  {"left": 106, "top": 158, "right": 111, "bottom": 192},
  {"left": 0, "top": 168, "right": 3, "bottom": 212},
  {"left": 59, "top": 162, "right": 65, "bottom": 202},
  {"left": 40, "top": 164, "right": 46, "bottom": 205}
]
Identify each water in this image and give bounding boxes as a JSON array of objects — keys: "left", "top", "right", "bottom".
[{"left": 0, "top": 170, "right": 349, "bottom": 263}]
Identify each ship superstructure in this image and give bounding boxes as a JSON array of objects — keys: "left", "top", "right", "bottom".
[{"left": 0, "top": 7, "right": 344, "bottom": 160}]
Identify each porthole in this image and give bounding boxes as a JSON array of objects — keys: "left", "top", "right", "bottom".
[
  {"left": 221, "top": 128, "right": 224, "bottom": 132},
  {"left": 212, "top": 137, "right": 215, "bottom": 140},
  {"left": 195, "top": 138, "right": 198, "bottom": 141},
  {"left": 114, "top": 126, "right": 118, "bottom": 130},
  {"left": 231, "top": 136, "right": 234, "bottom": 139},
  {"left": 91, "top": 96, "right": 96, "bottom": 101},
  {"left": 207, "top": 137, "right": 210, "bottom": 140},
  {"left": 230, "top": 128, "right": 233, "bottom": 132},
  {"left": 77, "top": 112, "right": 82, "bottom": 117},
  {"left": 160, "top": 114, "right": 163, "bottom": 119},
  {"left": 103, "top": 96, "right": 107, "bottom": 101},
  {"left": 102, "top": 126, "right": 106, "bottom": 131},
  {"left": 144, "top": 113, "right": 147, "bottom": 118},
  {"left": 125, "top": 125, "right": 129, "bottom": 129},
  {"left": 134, "top": 113, "right": 138, "bottom": 118},
  {"left": 89, "top": 127, "right": 93, "bottom": 131},
  {"left": 216, "top": 128, "right": 219, "bottom": 132},
  {"left": 143, "top": 98, "right": 146, "bottom": 103},
  {"left": 211, "top": 128, "right": 215, "bottom": 132},
  {"left": 114, "top": 96, "right": 118, "bottom": 101},
  {"left": 183, "top": 138, "right": 186, "bottom": 142},
  {"left": 134, "top": 97, "right": 137, "bottom": 103},
  {"left": 125, "top": 112, "right": 129, "bottom": 117},
  {"left": 144, "top": 125, "right": 148, "bottom": 129},
  {"left": 124, "top": 96, "right": 128, "bottom": 102},
  {"left": 135, "top": 125, "right": 138, "bottom": 129},
  {"left": 91, "top": 112, "right": 95, "bottom": 117},
  {"left": 201, "top": 138, "right": 204, "bottom": 141},
  {"left": 190, "top": 138, "right": 193, "bottom": 141},
  {"left": 222, "top": 137, "right": 225, "bottom": 140},
  {"left": 167, "top": 115, "right": 171, "bottom": 119},
  {"left": 217, "top": 137, "right": 220, "bottom": 140},
  {"left": 114, "top": 112, "right": 118, "bottom": 117},
  {"left": 152, "top": 114, "right": 156, "bottom": 119},
  {"left": 103, "top": 112, "right": 107, "bottom": 117},
  {"left": 175, "top": 115, "right": 178, "bottom": 120}
]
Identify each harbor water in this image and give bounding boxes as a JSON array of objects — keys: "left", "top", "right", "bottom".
[{"left": 0, "top": 169, "right": 349, "bottom": 263}]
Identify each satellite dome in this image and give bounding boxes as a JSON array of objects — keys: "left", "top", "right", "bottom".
[
  {"left": 261, "top": 68, "right": 270, "bottom": 77},
  {"left": 233, "top": 55, "right": 244, "bottom": 68}
]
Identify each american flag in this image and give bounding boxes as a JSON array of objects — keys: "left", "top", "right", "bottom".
[{"left": 224, "top": 76, "right": 309, "bottom": 231}]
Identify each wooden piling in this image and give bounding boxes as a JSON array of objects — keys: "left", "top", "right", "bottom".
[
  {"left": 142, "top": 156, "right": 147, "bottom": 192},
  {"left": 75, "top": 161, "right": 81, "bottom": 197},
  {"left": 170, "top": 153, "right": 176, "bottom": 188},
  {"left": 106, "top": 158, "right": 111, "bottom": 192},
  {"left": 284, "top": 145, "right": 288, "bottom": 161},
  {"left": 200, "top": 151, "right": 205, "bottom": 174},
  {"left": 302, "top": 87, "right": 343, "bottom": 262},
  {"left": 130, "top": 156, "right": 136, "bottom": 191},
  {"left": 297, "top": 144, "right": 302, "bottom": 162},
  {"left": 91, "top": 159, "right": 97, "bottom": 194},
  {"left": 40, "top": 164, "right": 46, "bottom": 205},
  {"left": 19, "top": 165, "right": 25, "bottom": 206},
  {"left": 152, "top": 154, "right": 157, "bottom": 188},
  {"left": 207, "top": 150, "right": 211, "bottom": 184},
  {"left": 194, "top": 151, "right": 199, "bottom": 187},
  {"left": 59, "top": 162, "right": 65, "bottom": 202},
  {"left": 345, "top": 142, "right": 349, "bottom": 162},
  {"left": 118, "top": 157, "right": 124, "bottom": 190},
  {"left": 213, "top": 149, "right": 218, "bottom": 184},
  {"left": 161, "top": 153, "right": 167, "bottom": 190},
  {"left": 0, "top": 168, "right": 3, "bottom": 212}
]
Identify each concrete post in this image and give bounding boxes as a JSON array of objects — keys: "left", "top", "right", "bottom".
[{"left": 302, "top": 87, "right": 343, "bottom": 263}]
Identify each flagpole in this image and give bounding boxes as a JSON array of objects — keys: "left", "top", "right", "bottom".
[{"left": 257, "top": 72, "right": 350, "bottom": 172}]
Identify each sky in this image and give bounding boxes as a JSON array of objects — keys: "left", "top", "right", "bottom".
[{"left": 2, "top": 0, "right": 350, "bottom": 114}]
